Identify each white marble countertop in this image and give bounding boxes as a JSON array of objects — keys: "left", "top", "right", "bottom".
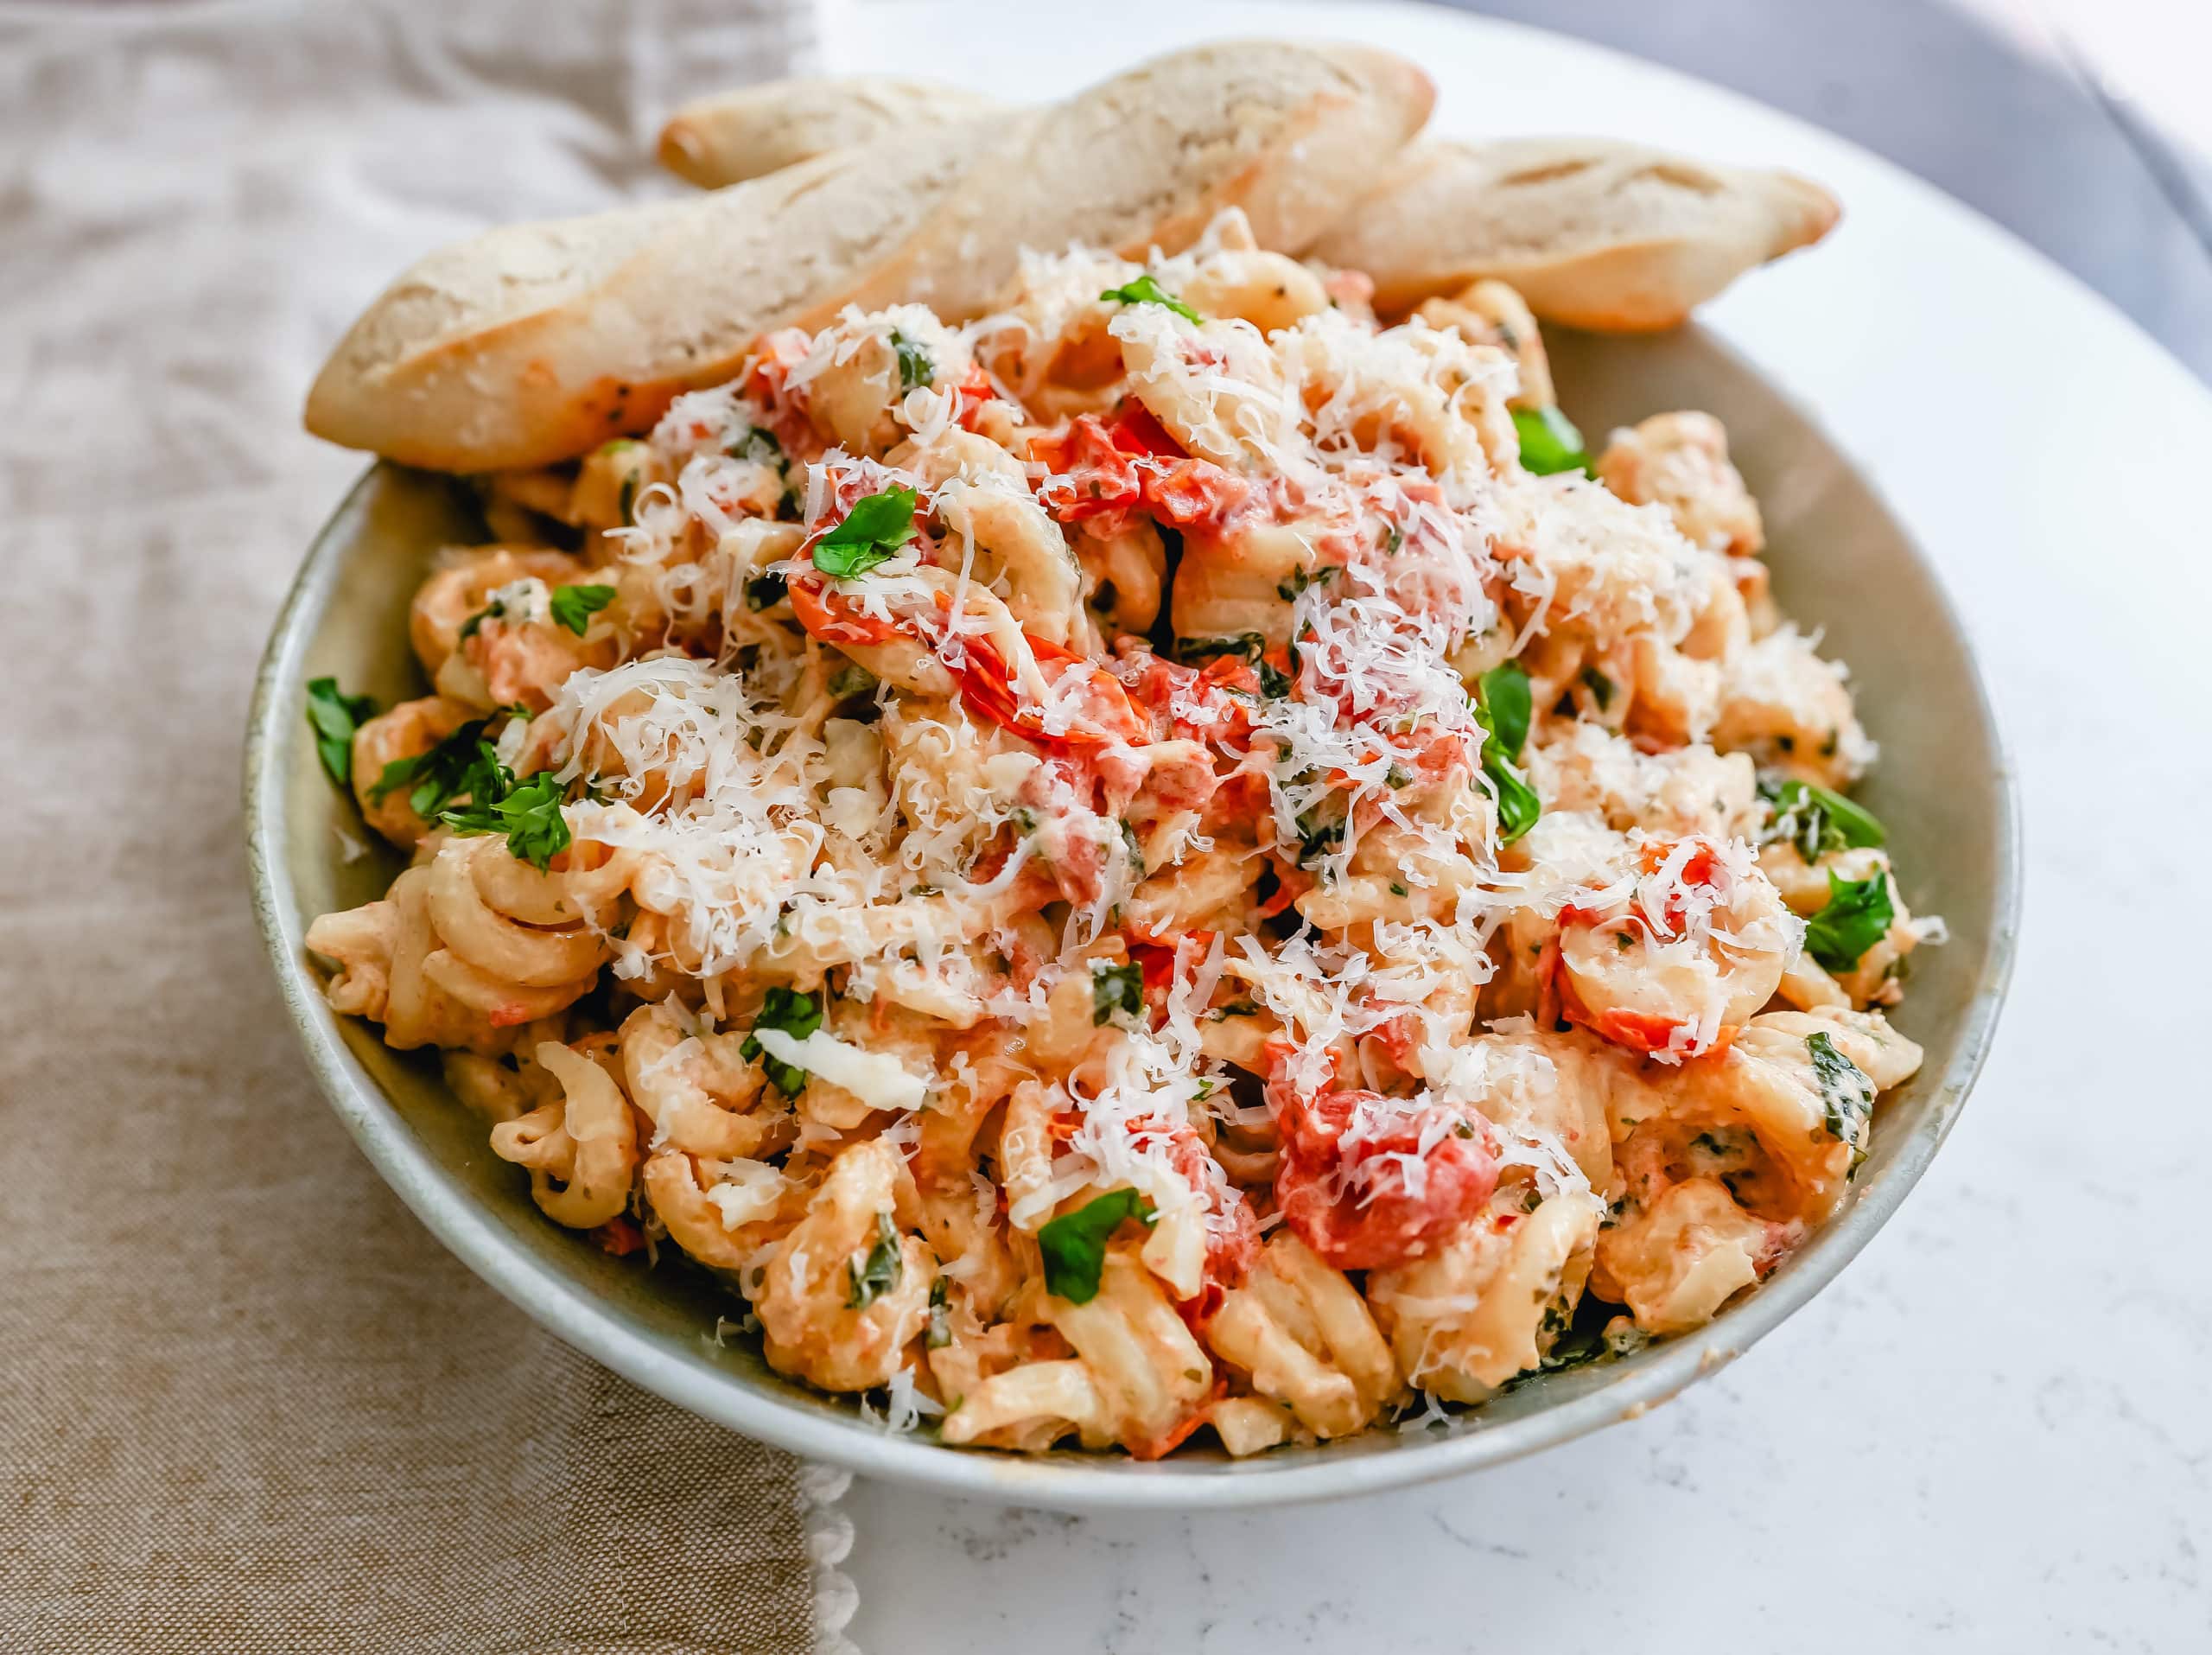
[{"left": 833, "top": 7, "right": 2212, "bottom": 1649}]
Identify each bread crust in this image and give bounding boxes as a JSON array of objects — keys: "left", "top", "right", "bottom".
[
  {"left": 657, "top": 77, "right": 1003, "bottom": 188},
  {"left": 1310, "top": 137, "right": 1840, "bottom": 331},
  {"left": 305, "top": 41, "right": 1433, "bottom": 473}
]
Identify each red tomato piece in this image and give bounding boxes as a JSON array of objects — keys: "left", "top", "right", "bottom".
[
  {"left": 950, "top": 364, "right": 1001, "bottom": 431},
  {"left": 1031, "top": 415, "right": 1145, "bottom": 523},
  {"left": 785, "top": 572, "right": 904, "bottom": 648},
  {"left": 1268, "top": 1059, "right": 1500, "bottom": 1272},
  {"left": 953, "top": 630, "right": 1147, "bottom": 752},
  {"left": 1103, "top": 401, "right": 1186, "bottom": 460},
  {"left": 1141, "top": 458, "right": 1252, "bottom": 532}
]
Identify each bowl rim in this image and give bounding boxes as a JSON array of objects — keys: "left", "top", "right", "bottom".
[{"left": 245, "top": 384, "right": 2021, "bottom": 1516}]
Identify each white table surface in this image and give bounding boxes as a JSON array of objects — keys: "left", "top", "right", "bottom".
[{"left": 830, "top": 6, "right": 2212, "bottom": 1649}]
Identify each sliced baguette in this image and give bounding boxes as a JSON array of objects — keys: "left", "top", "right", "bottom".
[
  {"left": 1310, "top": 137, "right": 1840, "bottom": 331},
  {"left": 306, "top": 41, "right": 1433, "bottom": 473},
  {"left": 658, "top": 77, "right": 1003, "bottom": 188}
]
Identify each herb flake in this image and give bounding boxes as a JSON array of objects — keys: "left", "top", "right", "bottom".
[
  {"left": 303, "top": 678, "right": 376, "bottom": 786},
  {"left": 1090, "top": 960, "right": 1143, "bottom": 1027},
  {"left": 550, "top": 583, "right": 616, "bottom": 636},
  {"left": 1806, "top": 1030, "right": 1875, "bottom": 1168},
  {"left": 1512, "top": 404, "right": 1591, "bottom": 475},
  {"left": 1805, "top": 870, "right": 1894, "bottom": 972},
  {"left": 741, "top": 986, "right": 824, "bottom": 1095},
  {"left": 1039, "top": 1188, "right": 1156, "bottom": 1303},
  {"left": 810, "top": 486, "right": 919, "bottom": 580},
  {"left": 845, "top": 1211, "right": 904, "bottom": 1309},
  {"left": 1098, "top": 273, "right": 1202, "bottom": 325}
]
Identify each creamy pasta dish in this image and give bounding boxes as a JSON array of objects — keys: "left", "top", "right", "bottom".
[{"left": 304, "top": 212, "right": 1938, "bottom": 1457}]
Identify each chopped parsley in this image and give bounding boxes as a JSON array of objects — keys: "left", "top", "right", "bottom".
[
  {"left": 439, "top": 768, "right": 572, "bottom": 871},
  {"left": 1292, "top": 800, "right": 1346, "bottom": 866},
  {"left": 1805, "top": 869, "right": 1895, "bottom": 971},
  {"left": 1098, "top": 273, "right": 1202, "bottom": 325},
  {"left": 1511, "top": 404, "right": 1591, "bottom": 475},
  {"left": 845, "top": 1211, "right": 904, "bottom": 1309},
  {"left": 1806, "top": 1031, "right": 1874, "bottom": 1168},
  {"left": 810, "top": 485, "right": 918, "bottom": 580},
  {"left": 1090, "top": 959, "right": 1144, "bottom": 1026},
  {"left": 925, "top": 1276, "right": 952, "bottom": 1348},
  {"left": 889, "top": 329, "right": 934, "bottom": 392},
  {"left": 741, "top": 986, "right": 823, "bottom": 1096},
  {"left": 1759, "top": 776, "right": 1887, "bottom": 864},
  {"left": 1038, "top": 1187, "right": 1156, "bottom": 1303},
  {"left": 550, "top": 583, "right": 615, "bottom": 636},
  {"left": 1118, "top": 818, "right": 1146, "bottom": 877},
  {"left": 368, "top": 717, "right": 495, "bottom": 815},
  {"left": 728, "top": 427, "right": 783, "bottom": 465},
  {"left": 1276, "top": 566, "right": 1335, "bottom": 602},
  {"left": 303, "top": 678, "right": 376, "bottom": 786}
]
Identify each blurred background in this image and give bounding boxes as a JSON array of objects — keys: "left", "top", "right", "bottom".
[{"left": 1438, "top": 0, "right": 2212, "bottom": 379}]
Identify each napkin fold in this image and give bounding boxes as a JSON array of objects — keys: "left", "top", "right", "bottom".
[{"left": 0, "top": 3, "right": 855, "bottom": 1650}]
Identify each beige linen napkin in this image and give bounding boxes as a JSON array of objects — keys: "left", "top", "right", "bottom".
[{"left": 0, "top": 3, "right": 861, "bottom": 1650}]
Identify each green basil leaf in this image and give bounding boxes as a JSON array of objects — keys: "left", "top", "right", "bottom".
[
  {"left": 1806, "top": 1031, "right": 1875, "bottom": 1169},
  {"left": 810, "top": 485, "right": 919, "bottom": 580},
  {"left": 1090, "top": 960, "right": 1144, "bottom": 1027},
  {"left": 740, "top": 986, "right": 823, "bottom": 1095},
  {"left": 1759, "top": 776, "right": 1886, "bottom": 863},
  {"left": 925, "top": 1276, "right": 952, "bottom": 1348},
  {"left": 1098, "top": 273, "right": 1202, "bottom": 325},
  {"left": 1483, "top": 751, "right": 1541, "bottom": 844},
  {"left": 303, "top": 678, "right": 377, "bottom": 786},
  {"left": 1511, "top": 404, "right": 1591, "bottom": 475},
  {"left": 550, "top": 583, "right": 616, "bottom": 636},
  {"left": 890, "top": 329, "right": 934, "bottom": 393},
  {"left": 1476, "top": 661, "right": 1533, "bottom": 762},
  {"left": 1805, "top": 869, "right": 1895, "bottom": 972},
  {"left": 1579, "top": 665, "right": 1615, "bottom": 711},
  {"left": 845, "top": 1211, "right": 904, "bottom": 1309},
  {"left": 1038, "top": 1187, "right": 1156, "bottom": 1303}
]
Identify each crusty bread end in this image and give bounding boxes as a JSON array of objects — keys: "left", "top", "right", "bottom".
[
  {"left": 305, "top": 41, "right": 1434, "bottom": 473},
  {"left": 1311, "top": 137, "right": 1840, "bottom": 331},
  {"left": 657, "top": 77, "right": 1004, "bottom": 189}
]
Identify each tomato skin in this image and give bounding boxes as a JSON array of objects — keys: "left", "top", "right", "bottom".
[
  {"left": 588, "top": 1216, "right": 646, "bottom": 1256},
  {"left": 1544, "top": 933, "right": 1741, "bottom": 1059},
  {"left": 1032, "top": 415, "right": 1145, "bottom": 523},
  {"left": 952, "top": 630, "right": 1148, "bottom": 752},
  {"left": 1105, "top": 402, "right": 1185, "bottom": 460},
  {"left": 1141, "top": 459, "right": 1251, "bottom": 532},
  {"left": 785, "top": 573, "right": 902, "bottom": 648},
  {"left": 1265, "top": 1054, "right": 1500, "bottom": 1272},
  {"left": 950, "top": 364, "right": 1000, "bottom": 431},
  {"left": 1030, "top": 404, "right": 1243, "bottom": 533}
]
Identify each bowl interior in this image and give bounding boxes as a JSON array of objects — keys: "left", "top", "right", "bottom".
[{"left": 246, "top": 325, "right": 2016, "bottom": 1510}]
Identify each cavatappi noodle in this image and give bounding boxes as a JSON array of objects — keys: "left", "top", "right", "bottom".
[{"left": 305, "top": 213, "right": 1937, "bottom": 1456}]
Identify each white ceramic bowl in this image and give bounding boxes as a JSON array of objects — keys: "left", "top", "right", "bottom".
[{"left": 244, "top": 318, "right": 2018, "bottom": 1511}]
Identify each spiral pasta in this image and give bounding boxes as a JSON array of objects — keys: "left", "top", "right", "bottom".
[{"left": 304, "top": 209, "right": 1934, "bottom": 1456}]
